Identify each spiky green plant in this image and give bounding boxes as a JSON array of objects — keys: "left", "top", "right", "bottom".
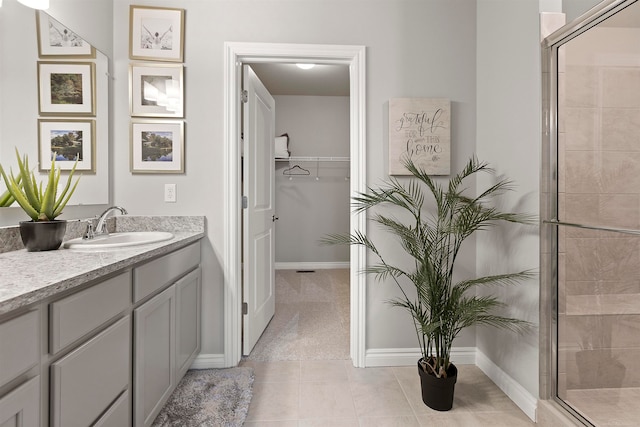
[
  {"left": 323, "top": 157, "right": 534, "bottom": 379},
  {"left": 0, "top": 148, "right": 80, "bottom": 221},
  {"left": 0, "top": 174, "right": 21, "bottom": 207}
]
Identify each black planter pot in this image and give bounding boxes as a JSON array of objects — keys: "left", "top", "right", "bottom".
[
  {"left": 417, "top": 359, "right": 457, "bottom": 411},
  {"left": 19, "top": 220, "right": 67, "bottom": 252}
]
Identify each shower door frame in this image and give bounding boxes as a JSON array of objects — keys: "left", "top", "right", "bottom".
[{"left": 541, "top": 0, "right": 640, "bottom": 424}]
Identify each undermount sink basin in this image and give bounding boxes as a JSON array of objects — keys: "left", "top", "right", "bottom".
[{"left": 64, "top": 231, "right": 174, "bottom": 250}]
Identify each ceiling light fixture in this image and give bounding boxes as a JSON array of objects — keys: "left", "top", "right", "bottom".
[
  {"left": 296, "top": 63, "right": 316, "bottom": 70},
  {"left": 17, "top": 0, "right": 49, "bottom": 9}
]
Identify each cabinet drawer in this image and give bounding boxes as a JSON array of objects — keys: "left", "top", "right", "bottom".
[
  {"left": 0, "top": 375, "right": 40, "bottom": 427},
  {"left": 133, "top": 243, "right": 200, "bottom": 302},
  {"left": 50, "top": 316, "right": 130, "bottom": 427},
  {"left": 93, "top": 390, "right": 130, "bottom": 427},
  {"left": 50, "top": 271, "right": 130, "bottom": 354},
  {"left": 0, "top": 310, "right": 39, "bottom": 387}
]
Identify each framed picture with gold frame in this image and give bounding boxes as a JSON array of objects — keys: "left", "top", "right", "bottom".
[
  {"left": 130, "top": 63, "right": 184, "bottom": 118},
  {"left": 36, "top": 10, "right": 96, "bottom": 58},
  {"left": 38, "top": 119, "right": 95, "bottom": 172},
  {"left": 130, "top": 119, "right": 184, "bottom": 173},
  {"left": 38, "top": 61, "right": 95, "bottom": 116},
  {"left": 129, "top": 5, "right": 185, "bottom": 62}
]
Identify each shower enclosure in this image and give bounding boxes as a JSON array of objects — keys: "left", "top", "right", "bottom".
[{"left": 542, "top": 0, "right": 640, "bottom": 425}]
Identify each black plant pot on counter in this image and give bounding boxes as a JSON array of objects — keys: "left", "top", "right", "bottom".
[
  {"left": 19, "top": 220, "right": 67, "bottom": 252},
  {"left": 417, "top": 359, "right": 458, "bottom": 411}
]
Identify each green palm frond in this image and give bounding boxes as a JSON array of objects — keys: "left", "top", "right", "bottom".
[{"left": 321, "top": 156, "right": 534, "bottom": 376}]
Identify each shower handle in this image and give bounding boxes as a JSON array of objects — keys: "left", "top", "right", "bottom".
[{"left": 544, "top": 219, "right": 640, "bottom": 236}]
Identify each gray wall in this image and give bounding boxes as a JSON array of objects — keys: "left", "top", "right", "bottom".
[
  {"left": 112, "top": 0, "right": 479, "bottom": 356},
  {"left": 476, "top": 0, "right": 546, "bottom": 400},
  {"left": 273, "top": 95, "right": 350, "bottom": 264}
]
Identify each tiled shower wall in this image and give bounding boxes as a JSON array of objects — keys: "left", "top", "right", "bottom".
[{"left": 557, "top": 27, "right": 640, "bottom": 395}]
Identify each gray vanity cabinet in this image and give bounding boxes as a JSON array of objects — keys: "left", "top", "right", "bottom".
[
  {"left": 133, "top": 244, "right": 201, "bottom": 427},
  {"left": 0, "top": 310, "right": 40, "bottom": 427},
  {"left": 133, "top": 285, "right": 176, "bottom": 427},
  {"left": 175, "top": 268, "right": 201, "bottom": 380},
  {"left": 0, "top": 240, "right": 201, "bottom": 427},
  {"left": 50, "top": 317, "right": 130, "bottom": 427},
  {"left": 0, "top": 376, "right": 40, "bottom": 427}
]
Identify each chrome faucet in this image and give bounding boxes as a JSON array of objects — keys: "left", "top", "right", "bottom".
[{"left": 85, "top": 206, "right": 128, "bottom": 239}]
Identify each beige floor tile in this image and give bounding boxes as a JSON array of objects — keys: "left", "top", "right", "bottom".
[
  {"left": 242, "top": 360, "right": 301, "bottom": 383},
  {"left": 246, "top": 381, "right": 299, "bottom": 422},
  {"left": 346, "top": 364, "right": 398, "bottom": 384},
  {"left": 301, "top": 360, "right": 349, "bottom": 382},
  {"left": 244, "top": 421, "right": 299, "bottom": 427},
  {"left": 299, "top": 381, "right": 357, "bottom": 419},
  {"left": 358, "top": 415, "right": 421, "bottom": 426},
  {"left": 299, "top": 419, "right": 359, "bottom": 427},
  {"left": 350, "top": 378, "right": 414, "bottom": 418},
  {"left": 416, "top": 410, "right": 535, "bottom": 426}
]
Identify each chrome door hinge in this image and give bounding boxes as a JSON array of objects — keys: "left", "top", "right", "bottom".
[
  {"left": 242, "top": 302, "right": 248, "bottom": 315},
  {"left": 242, "top": 196, "right": 248, "bottom": 209},
  {"left": 241, "top": 90, "right": 248, "bottom": 103}
]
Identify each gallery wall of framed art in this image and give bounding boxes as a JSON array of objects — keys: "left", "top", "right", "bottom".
[{"left": 128, "top": 5, "right": 186, "bottom": 175}]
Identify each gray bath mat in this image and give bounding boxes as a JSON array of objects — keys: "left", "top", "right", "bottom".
[{"left": 151, "top": 367, "right": 254, "bottom": 427}]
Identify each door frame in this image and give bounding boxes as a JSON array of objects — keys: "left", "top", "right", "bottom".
[{"left": 223, "top": 42, "right": 367, "bottom": 367}]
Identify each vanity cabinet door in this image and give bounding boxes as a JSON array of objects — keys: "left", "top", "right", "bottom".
[
  {"left": 0, "top": 376, "right": 39, "bottom": 427},
  {"left": 175, "top": 267, "right": 201, "bottom": 380},
  {"left": 134, "top": 285, "right": 175, "bottom": 427},
  {"left": 50, "top": 316, "right": 130, "bottom": 427}
]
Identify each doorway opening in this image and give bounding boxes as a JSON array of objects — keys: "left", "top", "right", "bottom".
[
  {"left": 222, "top": 42, "right": 367, "bottom": 368},
  {"left": 244, "top": 62, "right": 351, "bottom": 361}
]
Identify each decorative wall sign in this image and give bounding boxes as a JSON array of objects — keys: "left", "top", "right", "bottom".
[{"left": 388, "top": 98, "right": 450, "bottom": 175}]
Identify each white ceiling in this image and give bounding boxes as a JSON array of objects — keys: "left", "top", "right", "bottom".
[{"left": 247, "top": 63, "right": 350, "bottom": 97}]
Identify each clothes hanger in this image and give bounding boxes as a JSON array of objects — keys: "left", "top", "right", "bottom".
[{"left": 283, "top": 164, "right": 310, "bottom": 176}]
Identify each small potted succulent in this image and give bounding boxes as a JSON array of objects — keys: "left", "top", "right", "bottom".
[{"left": 0, "top": 148, "right": 79, "bottom": 251}]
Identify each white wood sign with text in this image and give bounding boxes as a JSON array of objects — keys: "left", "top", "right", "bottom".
[{"left": 389, "top": 98, "right": 450, "bottom": 176}]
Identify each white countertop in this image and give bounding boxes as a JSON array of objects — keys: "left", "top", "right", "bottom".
[{"left": 0, "top": 216, "right": 205, "bottom": 316}]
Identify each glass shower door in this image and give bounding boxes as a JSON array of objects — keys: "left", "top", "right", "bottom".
[{"left": 553, "top": 1, "right": 640, "bottom": 424}]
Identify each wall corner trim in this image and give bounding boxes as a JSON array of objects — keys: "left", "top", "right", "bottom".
[
  {"left": 364, "top": 347, "right": 476, "bottom": 367},
  {"left": 476, "top": 350, "right": 538, "bottom": 422},
  {"left": 189, "top": 353, "right": 227, "bottom": 369}
]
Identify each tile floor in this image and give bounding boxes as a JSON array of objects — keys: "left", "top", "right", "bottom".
[
  {"left": 241, "top": 360, "right": 536, "bottom": 426},
  {"left": 242, "top": 270, "right": 535, "bottom": 425}
]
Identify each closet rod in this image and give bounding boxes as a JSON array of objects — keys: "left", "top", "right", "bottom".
[{"left": 275, "top": 156, "right": 350, "bottom": 162}]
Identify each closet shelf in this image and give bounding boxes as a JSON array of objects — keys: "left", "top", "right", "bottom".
[{"left": 276, "top": 156, "right": 350, "bottom": 162}]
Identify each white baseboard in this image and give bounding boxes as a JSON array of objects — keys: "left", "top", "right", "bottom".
[
  {"left": 275, "top": 261, "right": 350, "bottom": 270},
  {"left": 475, "top": 350, "right": 538, "bottom": 422},
  {"left": 365, "top": 347, "right": 477, "bottom": 367},
  {"left": 189, "top": 353, "right": 227, "bottom": 369}
]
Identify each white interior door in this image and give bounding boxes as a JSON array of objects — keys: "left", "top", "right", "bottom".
[{"left": 242, "top": 65, "right": 276, "bottom": 356}]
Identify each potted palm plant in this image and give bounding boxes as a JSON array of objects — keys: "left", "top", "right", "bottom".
[
  {"left": 0, "top": 148, "right": 80, "bottom": 251},
  {"left": 323, "top": 157, "right": 533, "bottom": 411}
]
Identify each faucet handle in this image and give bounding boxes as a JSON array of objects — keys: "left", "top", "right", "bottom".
[{"left": 83, "top": 222, "right": 95, "bottom": 240}]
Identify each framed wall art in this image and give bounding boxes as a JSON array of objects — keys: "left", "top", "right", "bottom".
[
  {"left": 130, "top": 120, "right": 184, "bottom": 173},
  {"left": 36, "top": 11, "right": 95, "bottom": 58},
  {"left": 130, "top": 63, "right": 184, "bottom": 117},
  {"left": 129, "top": 5, "right": 185, "bottom": 62},
  {"left": 38, "top": 119, "right": 95, "bottom": 172},
  {"left": 38, "top": 61, "right": 95, "bottom": 116},
  {"left": 388, "top": 98, "right": 451, "bottom": 176}
]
